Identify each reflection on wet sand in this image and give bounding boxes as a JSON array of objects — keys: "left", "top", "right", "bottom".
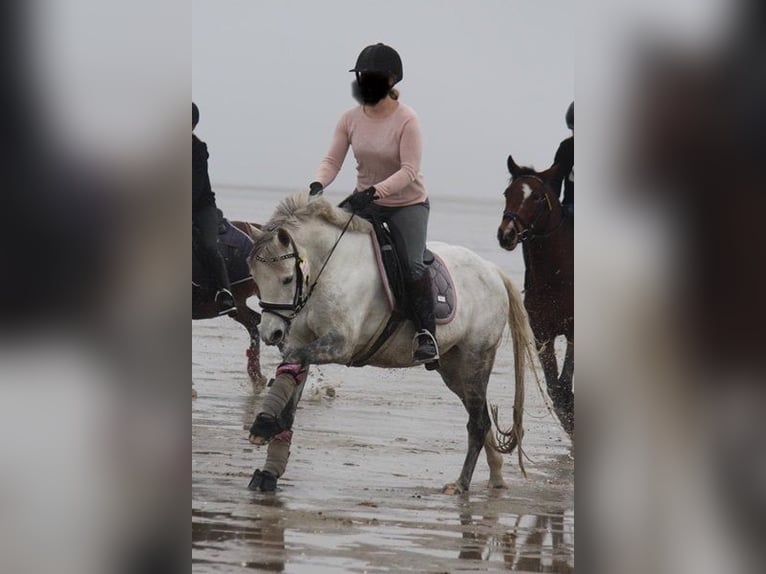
[
  {"left": 502, "top": 512, "right": 574, "bottom": 572},
  {"left": 457, "top": 495, "right": 574, "bottom": 572},
  {"left": 192, "top": 492, "right": 574, "bottom": 573},
  {"left": 192, "top": 498, "right": 286, "bottom": 572}
]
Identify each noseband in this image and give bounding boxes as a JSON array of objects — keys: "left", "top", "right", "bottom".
[{"left": 502, "top": 175, "right": 562, "bottom": 242}]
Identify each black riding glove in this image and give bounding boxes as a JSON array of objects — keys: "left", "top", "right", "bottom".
[
  {"left": 346, "top": 187, "right": 378, "bottom": 212},
  {"left": 309, "top": 181, "right": 324, "bottom": 196}
]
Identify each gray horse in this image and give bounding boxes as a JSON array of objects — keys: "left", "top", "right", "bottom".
[{"left": 247, "top": 193, "right": 535, "bottom": 494}]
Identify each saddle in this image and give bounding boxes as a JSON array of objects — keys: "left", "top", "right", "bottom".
[
  {"left": 192, "top": 213, "right": 253, "bottom": 289},
  {"left": 370, "top": 225, "right": 456, "bottom": 323},
  {"left": 348, "top": 207, "right": 457, "bottom": 366}
]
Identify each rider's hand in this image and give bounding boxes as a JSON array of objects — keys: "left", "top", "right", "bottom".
[
  {"left": 346, "top": 187, "right": 377, "bottom": 211},
  {"left": 309, "top": 181, "right": 324, "bottom": 196}
]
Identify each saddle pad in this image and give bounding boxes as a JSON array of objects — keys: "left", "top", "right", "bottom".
[
  {"left": 192, "top": 219, "right": 253, "bottom": 288},
  {"left": 370, "top": 233, "right": 457, "bottom": 325},
  {"left": 429, "top": 253, "right": 457, "bottom": 325}
]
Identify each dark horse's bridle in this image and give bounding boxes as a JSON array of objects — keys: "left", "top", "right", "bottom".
[
  {"left": 502, "top": 175, "right": 564, "bottom": 242},
  {"left": 252, "top": 212, "right": 355, "bottom": 327}
]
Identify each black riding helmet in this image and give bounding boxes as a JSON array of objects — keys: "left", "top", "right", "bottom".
[
  {"left": 349, "top": 43, "right": 403, "bottom": 84},
  {"left": 566, "top": 101, "right": 574, "bottom": 130},
  {"left": 193, "top": 102, "right": 200, "bottom": 129}
]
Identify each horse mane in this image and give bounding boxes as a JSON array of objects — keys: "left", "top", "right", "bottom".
[{"left": 251, "top": 192, "right": 373, "bottom": 255}]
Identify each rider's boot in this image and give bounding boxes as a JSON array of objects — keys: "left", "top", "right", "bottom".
[
  {"left": 249, "top": 364, "right": 307, "bottom": 443},
  {"left": 408, "top": 273, "right": 440, "bottom": 368}
]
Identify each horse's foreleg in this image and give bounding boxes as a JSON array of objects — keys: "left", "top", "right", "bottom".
[
  {"left": 260, "top": 430, "right": 292, "bottom": 477},
  {"left": 539, "top": 338, "right": 573, "bottom": 437},
  {"left": 538, "top": 339, "right": 560, "bottom": 396},
  {"left": 250, "top": 364, "right": 308, "bottom": 442},
  {"left": 233, "top": 306, "right": 265, "bottom": 387},
  {"left": 557, "top": 338, "right": 574, "bottom": 436},
  {"left": 248, "top": 364, "right": 309, "bottom": 492},
  {"left": 559, "top": 337, "right": 574, "bottom": 388},
  {"left": 245, "top": 324, "right": 264, "bottom": 389}
]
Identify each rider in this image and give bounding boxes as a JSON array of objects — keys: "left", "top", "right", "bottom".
[
  {"left": 553, "top": 102, "right": 574, "bottom": 217},
  {"left": 193, "top": 102, "right": 236, "bottom": 315},
  {"left": 307, "top": 43, "right": 439, "bottom": 366}
]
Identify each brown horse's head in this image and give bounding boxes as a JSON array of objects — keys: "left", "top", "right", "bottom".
[{"left": 497, "top": 155, "right": 562, "bottom": 251}]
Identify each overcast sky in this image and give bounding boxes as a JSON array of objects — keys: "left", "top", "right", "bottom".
[{"left": 192, "top": 0, "right": 573, "bottom": 198}]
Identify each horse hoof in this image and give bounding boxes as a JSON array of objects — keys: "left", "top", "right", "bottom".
[
  {"left": 248, "top": 469, "right": 277, "bottom": 492},
  {"left": 442, "top": 483, "right": 464, "bottom": 495},
  {"left": 249, "top": 435, "right": 268, "bottom": 446},
  {"left": 192, "top": 388, "right": 198, "bottom": 399},
  {"left": 489, "top": 478, "right": 509, "bottom": 490},
  {"left": 249, "top": 413, "right": 282, "bottom": 443}
]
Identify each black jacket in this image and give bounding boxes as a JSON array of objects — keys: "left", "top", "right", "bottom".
[
  {"left": 553, "top": 136, "right": 574, "bottom": 205},
  {"left": 193, "top": 134, "right": 216, "bottom": 211}
]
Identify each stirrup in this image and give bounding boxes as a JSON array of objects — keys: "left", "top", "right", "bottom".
[
  {"left": 412, "top": 329, "right": 440, "bottom": 365},
  {"left": 215, "top": 289, "right": 236, "bottom": 316}
]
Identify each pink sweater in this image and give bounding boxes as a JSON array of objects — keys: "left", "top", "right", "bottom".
[{"left": 314, "top": 102, "right": 428, "bottom": 207}]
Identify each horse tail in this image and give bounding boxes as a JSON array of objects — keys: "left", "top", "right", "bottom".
[{"left": 492, "top": 268, "right": 536, "bottom": 477}]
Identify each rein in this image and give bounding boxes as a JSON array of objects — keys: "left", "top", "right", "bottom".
[
  {"left": 254, "top": 211, "right": 356, "bottom": 325},
  {"left": 502, "top": 175, "right": 565, "bottom": 242}
]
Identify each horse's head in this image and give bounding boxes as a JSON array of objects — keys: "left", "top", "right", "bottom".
[
  {"left": 247, "top": 226, "right": 310, "bottom": 347},
  {"left": 497, "top": 155, "right": 563, "bottom": 251}
]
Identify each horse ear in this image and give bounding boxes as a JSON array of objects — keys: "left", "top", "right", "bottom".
[
  {"left": 277, "top": 227, "right": 291, "bottom": 247},
  {"left": 507, "top": 154, "right": 521, "bottom": 176},
  {"left": 541, "top": 162, "right": 562, "bottom": 184},
  {"left": 246, "top": 223, "right": 264, "bottom": 242}
]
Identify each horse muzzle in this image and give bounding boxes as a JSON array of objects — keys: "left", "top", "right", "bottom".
[
  {"left": 265, "top": 329, "right": 285, "bottom": 346},
  {"left": 497, "top": 225, "right": 519, "bottom": 251},
  {"left": 260, "top": 314, "right": 288, "bottom": 346}
]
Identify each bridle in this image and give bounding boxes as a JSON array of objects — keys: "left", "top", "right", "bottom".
[
  {"left": 502, "top": 175, "right": 564, "bottom": 242},
  {"left": 253, "top": 236, "right": 310, "bottom": 324},
  {"left": 252, "top": 212, "right": 355, "bottom": 327}
]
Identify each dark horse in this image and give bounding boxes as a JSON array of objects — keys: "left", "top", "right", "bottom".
[
  {"left": 497, "top": 156, "right": 574, "bottom": 436},
  {"left": 193, "top": 218, "right": 265, "bottom": 385}
]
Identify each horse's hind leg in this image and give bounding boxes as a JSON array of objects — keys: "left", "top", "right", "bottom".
[
  {"left": 438, "top": 348, "right": 496, "bottom": 494},
  {"left": 556, "top": 337, "right": 574, "bottom": 436},
  {"left": 484, "top": 432, "right": 508, "bottom": 489}
]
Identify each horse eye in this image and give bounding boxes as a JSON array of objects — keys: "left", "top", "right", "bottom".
[{"left": 282, "top": 276, "right": 294, "bottom": 285}]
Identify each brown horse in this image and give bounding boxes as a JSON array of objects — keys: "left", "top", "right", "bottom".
[
  {"left": 497, "top": 156, "right": 573, "bottom": 436},
  {"left": 193, "top": 220, "right": 265, "bottom": 385}
]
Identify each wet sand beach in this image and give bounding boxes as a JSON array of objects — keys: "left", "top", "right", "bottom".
[{"left": 193, "top": 188, "right": 574, "bottom": 573}]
